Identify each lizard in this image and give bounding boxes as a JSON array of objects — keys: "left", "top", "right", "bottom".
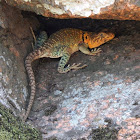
[{"left": 23, "top": 28, "right": 115, "bottom": 121}]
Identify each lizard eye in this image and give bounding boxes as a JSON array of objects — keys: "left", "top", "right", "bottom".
[{"left": 85, "top": 36, "right": 88, "bottom": 39}]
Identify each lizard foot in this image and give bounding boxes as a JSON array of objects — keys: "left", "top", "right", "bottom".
[
  {"left": 90, "top": 48, "right": 102, "bottom": 55},
  {"left": 69, "top": 63, "right": 87, "bottom": 71}
]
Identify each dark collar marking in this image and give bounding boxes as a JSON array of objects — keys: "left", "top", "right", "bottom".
[{"left": 82, "top": 32, "right": 85, "bottom": 42}]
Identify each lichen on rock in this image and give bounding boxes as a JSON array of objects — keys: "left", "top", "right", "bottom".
[{"left": 0, "top": 103, "right": 42, "bottom": 140}]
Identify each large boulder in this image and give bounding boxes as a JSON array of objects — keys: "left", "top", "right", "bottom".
[
  {"left": 3, "top": 0, "right": 140, "bottom": 20},
  {"left": 0, "top": 0, "right": 39, "bottom": 117}
]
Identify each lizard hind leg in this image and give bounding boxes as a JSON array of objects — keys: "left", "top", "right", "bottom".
[{"left": 34, "top": 31, "right": 48, "bottom": 49}]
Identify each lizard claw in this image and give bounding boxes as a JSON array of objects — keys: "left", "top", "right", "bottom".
[
  {"left": 90, "top": 48, "right": 102, "bottom": 55},
  {"left": 70, "top": 63, "right": 87, "bottom": 71},
  {"left": 71, "top": 63, "right": 80, "bottom": 67},
  {"left": 91, "top": 48, "right": 96, "bottom": 52}
]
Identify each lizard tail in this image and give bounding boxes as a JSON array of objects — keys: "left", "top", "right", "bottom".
[{"left": 23, "top": 51, "right": 39, "bottom": 122}]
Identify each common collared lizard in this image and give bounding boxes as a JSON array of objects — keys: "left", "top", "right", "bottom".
[{"left": 23, "top": 28, "right": 115, "bottom": 121}]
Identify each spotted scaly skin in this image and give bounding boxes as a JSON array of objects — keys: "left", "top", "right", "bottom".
[
  {"left": 24, "top": 28, "right": 115, "bottom": 121},
  {"left": 34, "top": 31, "right": 48, "bottom": 49}
]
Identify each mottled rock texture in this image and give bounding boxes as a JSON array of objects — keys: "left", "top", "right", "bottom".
[
  {"left": 0, "top": 1, "right": 39, "bottom": 117},
  {"left": 26, "top": 20, "right": 139, "bottom": 140},
  {"left": 0, "top": 1, "right": 139, "bottom": 139},
  {"left": 3, "top": 0, "right": 140, "bottom": 20}
]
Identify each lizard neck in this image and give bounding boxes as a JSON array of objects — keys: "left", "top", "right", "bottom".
[
  {"left": 79, "top": 31, "right": 86, "bottom": 44},
  {"left": 80, "top": 31, "right": 89, "bottom": 48},
  {"left": 82, "top": 31, "right": 85, "bottom": 43}
]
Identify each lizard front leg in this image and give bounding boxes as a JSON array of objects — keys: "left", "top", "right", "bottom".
[
  {"left": 57, "top": 50, "right": 87, "bottom": 73},
  {"left": 79, "top": 44, "right": 102, "bottom": 55}
]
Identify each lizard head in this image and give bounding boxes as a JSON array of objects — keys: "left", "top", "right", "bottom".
[{"left": 83, "top": 31, "right": 115, "bottom": 49}]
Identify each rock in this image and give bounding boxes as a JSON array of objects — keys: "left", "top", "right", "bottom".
[
  {"left": 3, "top": 0, "right": 140, "bottom": 20},
  {"left": 0, "top": 0, "right": 39, "bottom": 117},
  {"left": 0, "top": 28, "right": 28, "bottom": 117},
  {"left": 0, "top": 0, "right": 39, "bottom": 39},
  {"left": 0, "top": 103, "right": 42, "bottom": 140},
  {"left": 29, "top": 21, "right": 139, "bottom": 139},
  {"left": 0, "top": 1, "right": 139, "bottom": 139}
]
